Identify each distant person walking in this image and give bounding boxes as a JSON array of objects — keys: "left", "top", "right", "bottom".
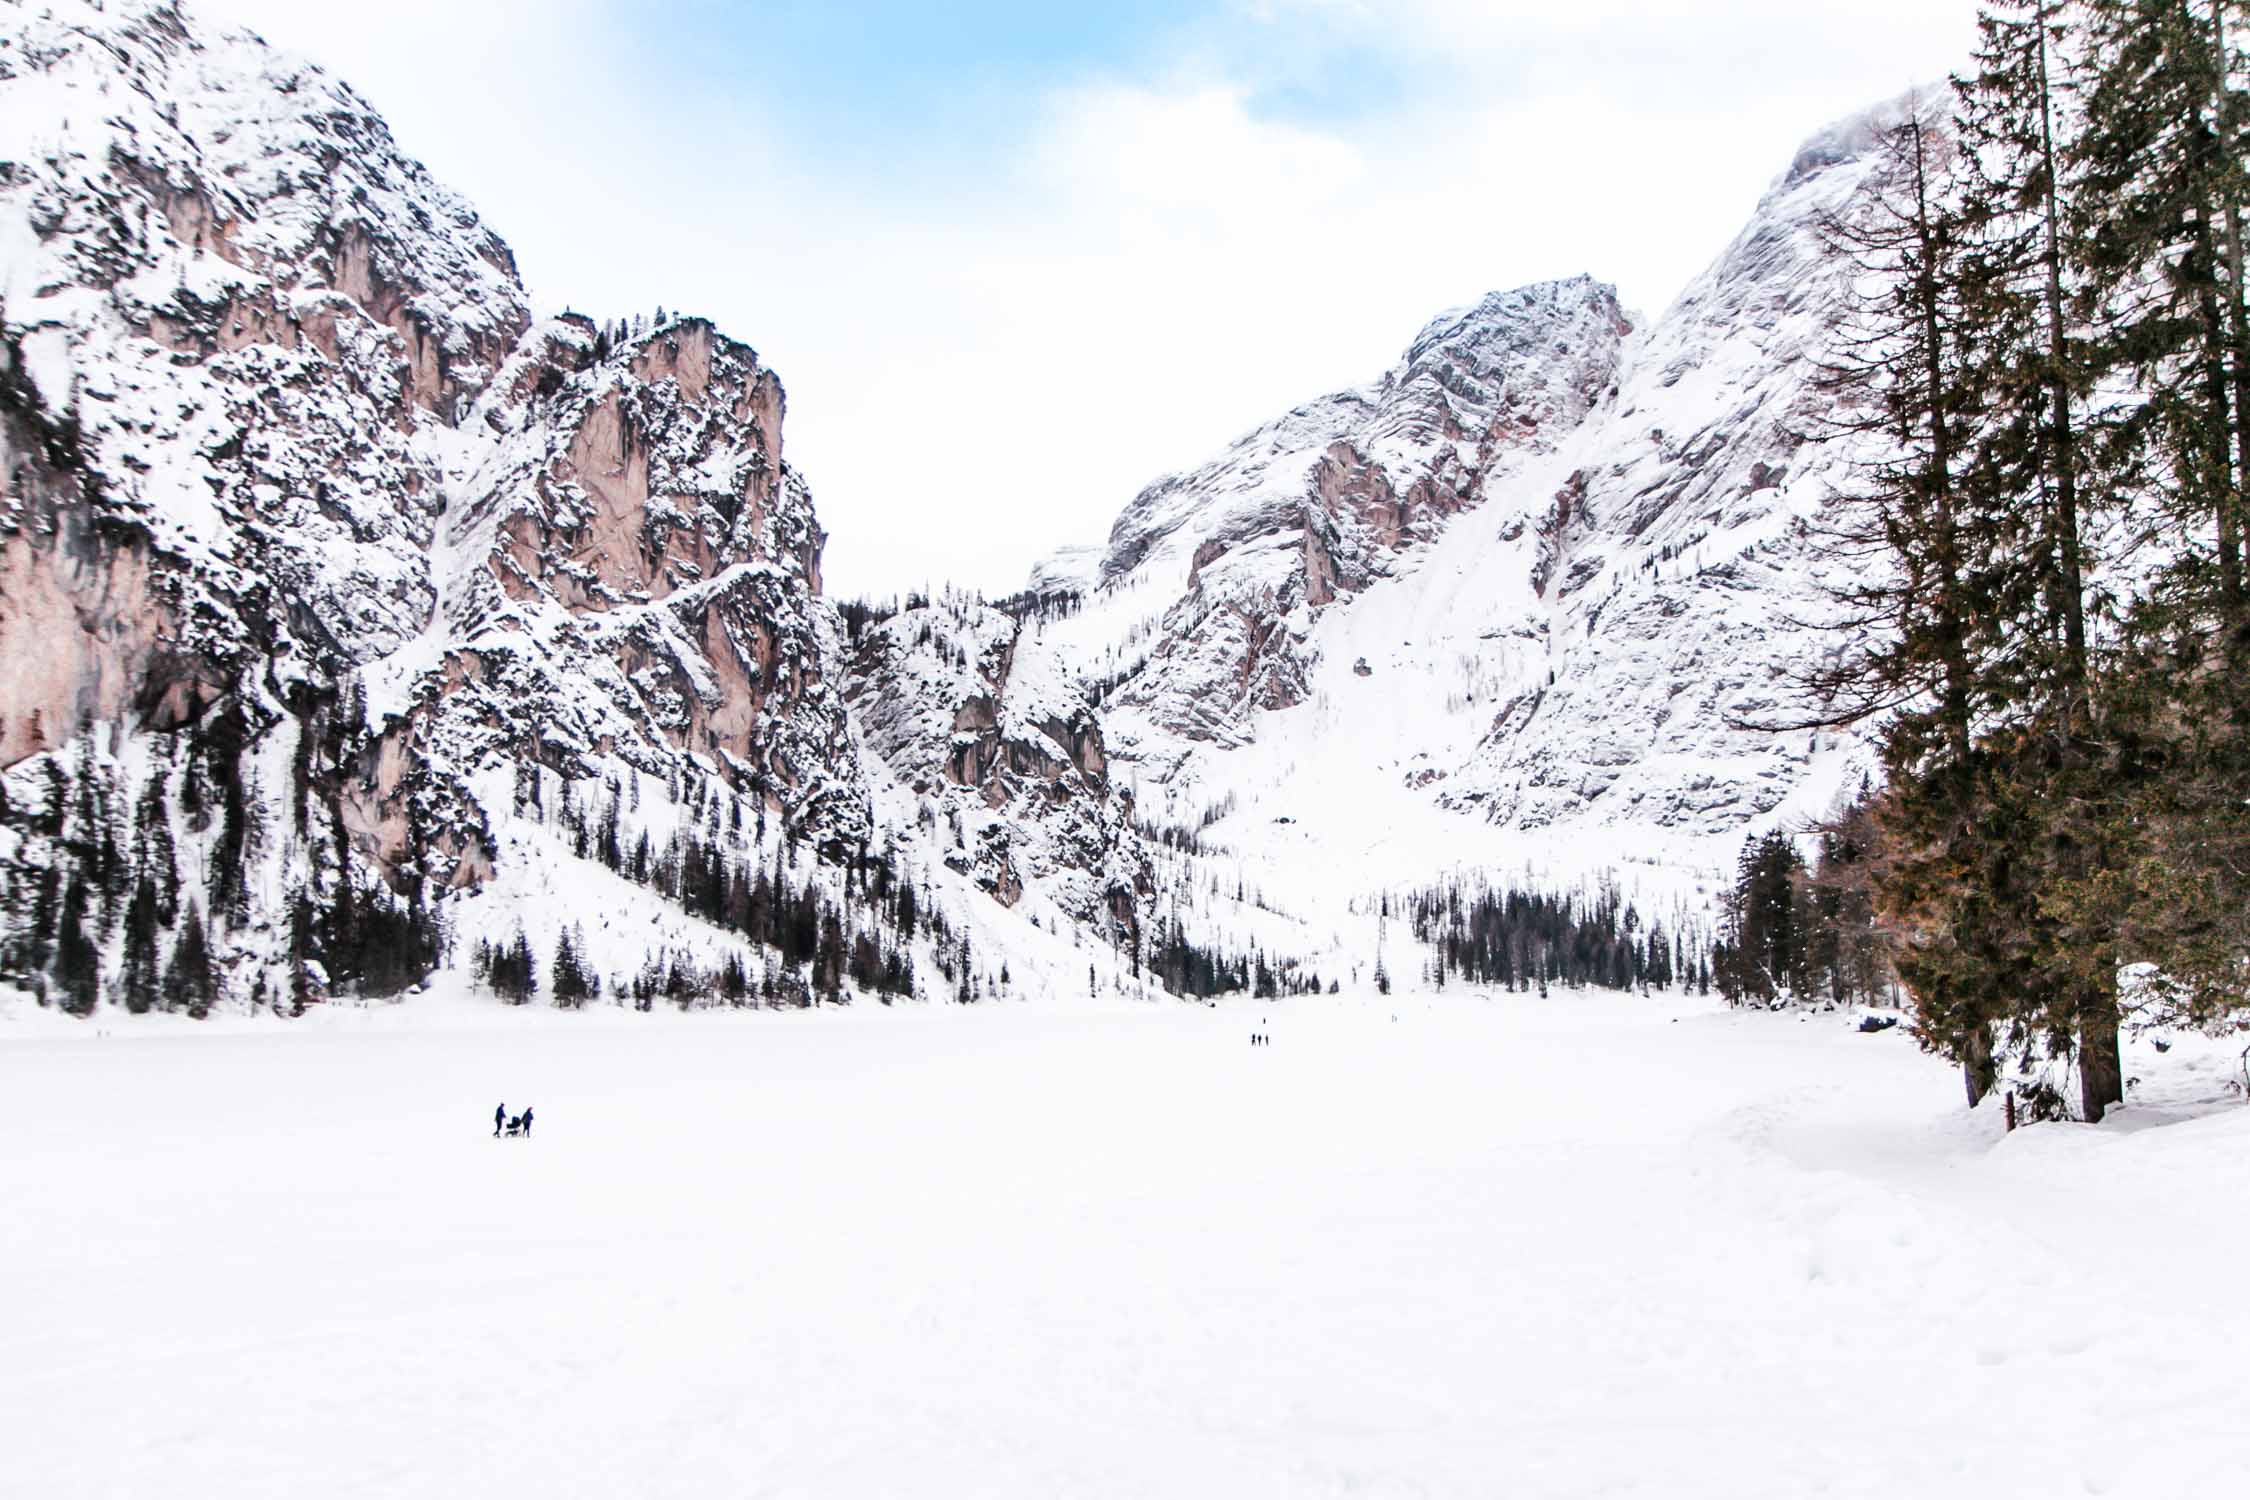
[
  {"left": 522, "top": 1106, "right": 534, "bottom": 1138},
  {"left": 494, "top": 1102, "right": 506, "bottom": 1137}
]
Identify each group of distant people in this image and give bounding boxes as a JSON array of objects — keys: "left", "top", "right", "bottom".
[
  {"left": 1249, "top": 1026, "right": 1271, "bottom": 1047},
  {"left": 494, "top": 1103, "right": 534, "bottom": 1137}
]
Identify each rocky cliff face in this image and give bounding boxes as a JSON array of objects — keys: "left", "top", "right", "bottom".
[
  {"left": 0, "top": 0, "right": 525, "bottom": 772},
  {"left": 0, "top": 0, "right": 873, "bottom": 1002},
  {"left": 843, "top": 597, "right": 1146, "bottom": 937}
]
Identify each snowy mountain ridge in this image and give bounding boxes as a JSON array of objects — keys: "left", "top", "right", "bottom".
[{"left": 1076, "top": 274, "right": 1634, "bottom": 750}]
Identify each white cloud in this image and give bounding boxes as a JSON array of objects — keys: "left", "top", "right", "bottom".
[{"left": 185, "top": 0, "right": 1981, "bottom": 599}]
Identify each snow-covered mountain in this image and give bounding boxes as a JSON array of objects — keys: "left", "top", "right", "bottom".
[
  {"left": 0, "top": 0, "right": 860, "bottom": 862},
  {"left": 1080, "top": 276, "right": 1633, "bottom": 749},
  {"left": 1028, "top": 96, "right": 1925, "bottom": 923},
  {"left": 0, "top": 0, "right": 1143, "bottom": 1011}
]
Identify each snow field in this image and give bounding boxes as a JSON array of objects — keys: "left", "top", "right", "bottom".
[{"left": 3, "top": 989, "right": 2245, "bottom": 1498}]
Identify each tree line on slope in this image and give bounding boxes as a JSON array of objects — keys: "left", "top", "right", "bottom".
[
  {"left": 0, "top": 684, "right": 1291, "bottom": 1015},
  {"left": 0, "top": 698, "right": 439, "bottom": 1018},
  {"left": 1406, "top": 879, "right": 1709, "bottom": 997},
  {"left": 488, "top": 764, "right": 931, "bottom": 1009},
  {"left": 1800, "top": 0, "right": 2250, "bottom": 1119}
]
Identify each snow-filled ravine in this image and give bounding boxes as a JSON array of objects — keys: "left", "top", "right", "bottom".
[{"left": 4, "top": 989, "right": 2245, "bottom": 1498}]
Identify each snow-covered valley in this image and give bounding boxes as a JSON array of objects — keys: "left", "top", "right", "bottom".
[
  {"left": 6, "top": 3, "right": 2250, "bottom": 1491},
  {"left": 6, "top": 988, "right": 2245, "bottom": 1498}
]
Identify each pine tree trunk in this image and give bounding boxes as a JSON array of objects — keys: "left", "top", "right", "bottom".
[
  {"left": 2193, "top": 209, "right": 2243, "bottom": 607},
  {"left": 2078, "top": 998, "right": 2125, "bottom": 1120},
  {"left": 2033, "top": 9, "right": 2092, "bottom": 690},
  {"left": 2213, "top": 1, "right": 2250, "bottom": 638},
  {"left": 1963, "top": 1023, "right": 1998, "bottom": 1107}
]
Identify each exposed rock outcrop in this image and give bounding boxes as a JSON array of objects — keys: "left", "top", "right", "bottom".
[{"left": 844, "top": 598, "right": 1146, "bottom": 937}]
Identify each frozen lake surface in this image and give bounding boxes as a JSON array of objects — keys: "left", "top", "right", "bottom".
[{"left": 4, "top": 989, "right": 2245, "bottom": 1498}]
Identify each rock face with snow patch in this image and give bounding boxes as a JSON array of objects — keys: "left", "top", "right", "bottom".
[
  {"left": 844, "top": 598, "right": 1146, "bottom": 937},
  {"left": 0, "top": 0, "right": 527, "bottom": 773}
]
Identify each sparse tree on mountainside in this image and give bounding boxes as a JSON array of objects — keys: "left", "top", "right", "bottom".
[
  {"left": 51, "top": 873, "right": 98, "bottom": 1017},
  {"left": 551, "top": 925, "right": 594, "bottom": 1008},
  {"left": 163, "top": 903, "right": 216, "bottom": 1018}
]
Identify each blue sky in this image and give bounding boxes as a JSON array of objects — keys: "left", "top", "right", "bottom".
[{"left": 198, "top": 0, "right": 1981, "bottom": 598}]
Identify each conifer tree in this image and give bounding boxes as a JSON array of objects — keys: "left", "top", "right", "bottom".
[
  {"left": 164, "top": 903, "right": 216, "bottom": 1018},
  {"left": 2074, "top": 0, "right": 2250, "bottom": 617},
  {"left": 52, "top": 872, "right": 99, "bottom": 1016},
  {"left": 1800, "top": 105, "right": 2020, "bottom": 1092},
  {"left": 2060, "top": 0, "right": 2250, "bottom": 1040},
  {"left": 551, "top": 924, "right": 594, "bottom": 1008},
  {"left": 120, "top": 875, "right": 160, "bottom": 1014},
  {"left": 134, "top": 765, "right": 179, "bottom": 924},
  {"left": 1808, "top": 13, "right": 2134, "bottom": 1115},
  {"left": 1956, "top": 1, "right": 2138, "bottom": 1117}
]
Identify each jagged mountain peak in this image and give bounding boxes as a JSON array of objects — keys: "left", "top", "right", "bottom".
[
  {"left": 1399, "top": 274, "right": 1630, "bottom": 369},
  {"left": 1044, "top": 269, "right": 1634, "bottom": 753},
  {"left": 1773, "top": 84, "right": 1948, "bottom": 194},
  {"left": 0, "top": 0, "right": 1162, "bottom": 1020},
  {"left": 3, "top": 0, "right": 529, "bottom": 424}
]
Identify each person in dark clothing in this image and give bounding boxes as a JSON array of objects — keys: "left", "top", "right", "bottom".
[
  {"left": 494, "top": 1102, "right": 506, "bottom": 1137},
  {"left": 521, "top": 1106, "right": 534, "bottom": 1137}
]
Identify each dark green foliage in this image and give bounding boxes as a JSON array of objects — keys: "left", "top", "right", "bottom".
[
  {"left": 1713, "top": 834, "right": 1806, "bottom": 1005},
  {"left": 210, "top": 744, "right": 250, "bottom": 927},
  {"left": 52, "top": 873, "right": 99, "bottom": 1016},
  {"left": 476, "top": 929, "right": 538, "bottom": 1005},
  {"left": 120, "top": 876, "right": 160, "bottom": 1014},
  {"left": 551, "top": 925, "right": 595, "bottom": 1009},
  {"left": 1144, "top": 911, "right": 1316, "bottom": 1000},
  {"left": 163, "top": 904, "right": 217, "bottom": 1018},
  {"left": 1409, "top": 878, "right": 1687, "bottom": 995},
  {"left": 24, "top": 862, "right": 61, "bottom": 979},
  {"left": 321, "top": 888, "right": 441, "bottom": 999},
  {"left": 133, "top": 765, "right": 179, "bottom": 925},
  {"left": 1710, "top": 806, "right": 1891, "bottom": 1009}
]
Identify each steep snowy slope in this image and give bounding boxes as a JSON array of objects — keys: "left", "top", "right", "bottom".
[
  {"left": 1030, "top": 96, "right": 1925, "bottom": 939},
  {"left": 1431, "top": 106, "right": 1914, "bottom": 835}
]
